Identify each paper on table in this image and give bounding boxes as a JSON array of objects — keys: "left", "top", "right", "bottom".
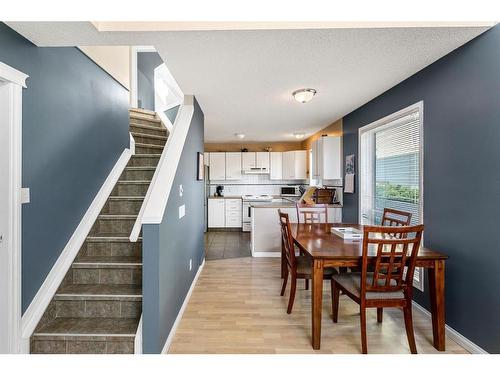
[{"left": 344, "top": 173, "right": 355, "bottom": 193}]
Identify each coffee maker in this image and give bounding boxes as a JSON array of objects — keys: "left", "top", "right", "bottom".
[{"left": 215, "top": 185, "right": 224, "bottom": 197}]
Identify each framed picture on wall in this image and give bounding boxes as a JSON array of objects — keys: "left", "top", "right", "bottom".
[{"left": 197, "top": 152, "right": 204, "bottom": 180}]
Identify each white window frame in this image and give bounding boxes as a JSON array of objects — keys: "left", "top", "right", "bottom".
[{"left": 358, "top": 101, "right": 425, "bottom": 291}]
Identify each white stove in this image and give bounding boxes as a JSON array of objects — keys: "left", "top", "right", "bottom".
[{"left": 242, "top": 195, "right": 273, "bottom": 231}]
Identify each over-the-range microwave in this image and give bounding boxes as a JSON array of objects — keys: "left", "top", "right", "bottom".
[{"left": 281, "top": 186, "right": 300, "bottom": 196}]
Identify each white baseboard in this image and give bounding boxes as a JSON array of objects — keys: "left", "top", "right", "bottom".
[
  {"left": 20, "top": 148, "right": 132, "bottom": 351},
  {"left": 134, "top": 315, "right": 143, "bottom": 354},
  {"left": 161, "top": 259, "right": 205, "bottom": 354},
  {"left": 412, "top": 302, "right": 488, "bottom": 354},
  {"left": 252, "top": 251, "right": 281, "bottom": 258}
]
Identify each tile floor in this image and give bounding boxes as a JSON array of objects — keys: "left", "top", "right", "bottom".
[{"left": 204, "top": 231, "right": 251, "bottom": 260}]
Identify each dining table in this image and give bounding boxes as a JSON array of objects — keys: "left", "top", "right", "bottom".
[{"left": 285, "top": 223, "right": 448, "bottom": 351}]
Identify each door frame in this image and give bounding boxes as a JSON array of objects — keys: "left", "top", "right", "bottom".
[{"left": 0, "top": 61, "right": 28, "bottom": 353}]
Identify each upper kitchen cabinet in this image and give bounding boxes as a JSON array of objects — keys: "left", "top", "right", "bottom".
[
  {"left": 311, "top": 136, "right": 342, "bottom": 180},
  {"left": 225, "top": 152, "right": 242, "bottom": 180},
  {"left": 269, "top": 152, "right": 283, "bottom": 180},
  {"left": 241, "top": 152, "right": 256, "bottom": 170},
  {"left": 209, "top": 152, "right": 226, "bottom": 180},
  {"left": 256, "top": 152, "right": 270, "bottom": 169},
  {"left": 282, "top": 150, "right": 307, "bottom": 180}
]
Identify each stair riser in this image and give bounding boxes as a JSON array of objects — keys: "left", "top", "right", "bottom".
[
  {"left": 90, "top": 218, "right": 136, "bottom": 236},
  {"left": 132, "top": 135, "right": 166, "bottom": 146},
  {"left": 127, "top": 156, "right": 160, "bottom": 167},
  {"left": 70, "top": 267, "right": 142, "bottom": 286},
  {"left": 129, "top": 117, "right": 163, "bottom": 127},
  {"left": 120, "top": 168, "right": 155, "bottom": 180},
  {"left": 31, "top": 337, "right": 135, "bottom": 354},
  {"left": 52, "top": 299, "right": 141, "bottom": 319},
  {"left": 130, "top": 124, "right": 167, "bottom": 137},
  {"left": 81, "top": 241, "right": 142, "bottom": 258},
  {"left": 111, "top": 183, "right": 150, "bottom": 196},
  {"left": 135, "top": 145, "right": 164, "bottom": 155},
  {"left": 101, "top": 200, "right": 143, "bottom": 215}
]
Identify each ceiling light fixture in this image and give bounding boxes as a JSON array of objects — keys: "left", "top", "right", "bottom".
[
  {"left": 292, "top": 88, "right": 317, "bottom": 103},
  {"left": 235, "top": 133, "right": 245, "bottom": 139},
  {"left": 294, "top": 132, "right": 305, "bottom": 139}
]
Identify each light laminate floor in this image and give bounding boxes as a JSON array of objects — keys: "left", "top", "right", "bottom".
[{"left": 169, "top": 257, "right": 468, "bottom": 354}]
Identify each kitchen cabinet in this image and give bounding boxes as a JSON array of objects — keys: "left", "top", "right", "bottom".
[
  {"left": 225, "top": 198, "right": 242, "bottom": 228},
  {"left": 208, "top": 199, "right": 225, "bottom": 228},
  {"left": 282, "top": 150, "right": 307, "bottom": 180},
  {"left": 256, "top": 152, "right": 270, "bottom": 169},
  {"left": 311, "top": 136, "right": 342, "bottom": 181},
  {"left": 209, "top": 152, "right": 226, "bottom": 180},
  {"left": 204, "top": 152, "right": 210, "bottom": 166},
  {"left": 269, "top": 152, "right": 283, "bottom": 180},
  {"left": 225, "top": 152, "right": 242, "bottom": 180},
  {"left": 241, "top": 152, "right": 256, "bottom": 170}
]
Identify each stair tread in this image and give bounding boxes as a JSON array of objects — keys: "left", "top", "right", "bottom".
[
  {"left": 130, "top": 113, "right": 161, "bottom": 122},
  {"left": 131, "top": 154, "right": 162, "bottom": 157},
  {"left": 130, "top": 107, "right": 156, "bottom": 116},
  {"left": 135, "top": 142, "right": 164, "bottom": 149},
  {"left": 108, "top": 195, "right": 146, "bottom": 200},
  {"left": 130, "top": 122, "right": 168, "bottom": 131},
  {"left": 125, "top": 166, "right": 156, "bottom": 170},
  {"left": 34, "top": 317, "right": 139, "bottom": 336},
  {"left": 57, "top": 284, "right": 142, "bottom": 297},
  {"left": 116, "top": 180, "right": 151, "bottom": 184},
  {"left": 98, "top": 214, "right": 137, "bottom": 219},
  {"left": 74, "top": 255, "right": 142, "bottom": 264},
  {"left": 86, "top": 236, "right": 141, "bottom": 242},
  {"left": 131, "top": 132, "right": 168, "bottom": 140}
]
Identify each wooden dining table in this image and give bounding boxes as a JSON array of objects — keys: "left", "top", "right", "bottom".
[{"left": 285, "top": 223, "right": 448, "bottom": 351}]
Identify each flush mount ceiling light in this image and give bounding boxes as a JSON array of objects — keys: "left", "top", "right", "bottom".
[
  {"left": 292, "top": 88, "right": 317, "bottom": 103},
  {"left": 294, "top": 132, "right": 305, "bottom": 139},
  {"left": 234, "top": 133, "right": 245, "bottom": 139}
]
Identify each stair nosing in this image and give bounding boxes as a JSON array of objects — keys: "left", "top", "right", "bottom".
[
  {"left": 33, "top": 332, "right": 136, "bottom": 338},
  {"left": 135, "top": 143, "right": 164, "bottom": 149},
  {"left": 98, "top": 214, "right": 138, "bottom": 219},
  {"left": 125, "top": 166, "right": 156, "bottom": 170},
  {"left": 55, "top": 293, "right": 142, "bottom": 300},
  {"left": 131, "top": 154, "right": 162, "bottom": 157},
  {"left": 116, "top": 180, "right": 151, "bottom": 184},
  {"left": 130, "top": 123, "right": 167, "bottom": 131},
  {"left": 86, "top": 236, "right": 142, "bottom": 241},
  {"left": 108, "top": 195, "right": 146, "bottom": 200}
]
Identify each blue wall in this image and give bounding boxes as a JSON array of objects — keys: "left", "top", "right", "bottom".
[
  {"left": 342, "top": 25, "right": 500, "bottom": 353},
  {"left": 142, "top": 98, "right": 205, "bottom": 353},
  {"left": 137, "top": 52, "right": 163, "bottom": 111},
  {"left": 0, "top": 23, "right": 130, "bottom": 312}
]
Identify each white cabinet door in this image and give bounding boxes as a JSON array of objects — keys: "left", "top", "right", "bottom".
[
  {"left": 209, "top": 152, "right": 226, "bottom": 180},
  {"left": 256, "top": 152, "right": 270, "bottom": 170},
  {"left": 208, "top": 199, "right": 225, "bottom": 227},
  {"left": 311, "top": 141, "right": 319, "bottom": 179},
  {"left": 241, "top": 152, "right": 256, "bottom": 170},
  {"left": 225, "top": 152, "right": 242, "bottom": 180},
  {"left": 294, "top": 150, "right": 307, "bottom": 179},
  {"left": 282, "top": 151, "right": 295, "bottom": 180},
  {"left": 225, "top": 198, "right": 242, "bottom": 228},
  {"left": 269, "top": 152, "right": 282, "bottom": 180},
  {"left": 321, "top": 136, "right": 342, "bottom": 180}
]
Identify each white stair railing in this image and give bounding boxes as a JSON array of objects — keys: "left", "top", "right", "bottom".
[{"left": 129, "top": 95, "right": 194, "bottom": 242}]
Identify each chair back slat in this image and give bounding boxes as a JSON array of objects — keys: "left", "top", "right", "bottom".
[
  {"left": 361, "top": 224, "right": 424, "bottom": 298},
  {"left": 278, "top": 210, "right": 296, "bottom": 269},
  {"left": 296, "top": 203, "right": 328, "bottom": 224}
]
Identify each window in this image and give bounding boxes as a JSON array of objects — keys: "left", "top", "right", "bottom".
[{"left": 359, "top": 102, "right": 424, "bottom": 291}]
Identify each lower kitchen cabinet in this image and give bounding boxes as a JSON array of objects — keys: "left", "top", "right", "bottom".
[
  {"left": 225, "top": 199, "right": 242, "bottom": 228},
  {"left": 208, "top": 199, "right": 225, "bottom": 228}
]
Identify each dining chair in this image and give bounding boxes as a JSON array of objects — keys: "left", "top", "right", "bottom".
[
  {"left": 331, "top": 224, "right": 424, "bottom": 354},
  {"left": 381, "top": 208, "right": 412, "bottom": 231},
  {"left": 278, "top": 210, "right": 337, "bottom": 314},
  {"left": 296, "top": 203, "right": 329, "bottom": 224}
]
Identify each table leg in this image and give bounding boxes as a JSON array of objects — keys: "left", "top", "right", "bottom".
[
  {"left": 428, "top": 260, "right": 446, "bottom": 351},
  {"left": 312, "top": 259, "right": 324, "bottom": 350}
]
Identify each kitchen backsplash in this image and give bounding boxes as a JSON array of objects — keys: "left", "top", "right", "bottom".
[{"left": 209, "top": 173, "right": 306, "bottom": 196}]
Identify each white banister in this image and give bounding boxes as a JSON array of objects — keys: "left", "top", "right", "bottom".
[{"left": 129, "top": 95, "right": 194, "bottom": 242}]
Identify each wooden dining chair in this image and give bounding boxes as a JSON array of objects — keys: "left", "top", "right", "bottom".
[
  {"left": 381, "top": 208, "right": 412, "bottom": 231},
  {"left": 331, "top": 224, "right": 424, "bottom": 354},
  {"left": 296, "top": 203, "right": 329, "bottom": 224},
  {"left": 278, "top": 210, "right": 337, "bottom": 314}
]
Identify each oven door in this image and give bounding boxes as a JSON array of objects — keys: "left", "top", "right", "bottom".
[{"left": 242, "top": 201, "right": 252, "bottom": 231}]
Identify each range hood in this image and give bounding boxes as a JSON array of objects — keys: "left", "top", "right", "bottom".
[{"left": 243, "top": 167, "right": 270, "bottom": 174}]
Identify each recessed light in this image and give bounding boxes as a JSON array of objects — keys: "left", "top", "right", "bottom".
[
  {"left": 294, "top": 132, "right": 305, "bottom": 139},
  {"left": 235, "top": 133, "right": 245, "bottom": 139},
  {"left": 292, "top": 88, "right": 317, "bottom": 103}
]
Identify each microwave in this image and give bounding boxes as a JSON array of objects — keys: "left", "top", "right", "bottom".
[{"left": 281, "top": 186, "right": 300, "bottom": 196}]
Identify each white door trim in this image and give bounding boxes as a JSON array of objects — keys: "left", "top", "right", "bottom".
[{"left": 0, "top": 61, "right": 28, "bottom": 354}]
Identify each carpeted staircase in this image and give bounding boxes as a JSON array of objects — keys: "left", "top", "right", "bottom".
[{"left": 30, "top": 108, "right": 168, "bottom": 354}]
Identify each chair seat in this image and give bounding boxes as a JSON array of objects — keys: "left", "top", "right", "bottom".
[
  {"left": 332, "top": 272, "right": 404, "bottom": 300},
  {"left": 296, "top": 256, "right": 336, "bottom": 276}
]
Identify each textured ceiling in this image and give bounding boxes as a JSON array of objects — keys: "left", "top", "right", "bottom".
[{"left": 7, "top": 22, "right": 491, "bottom": 142}]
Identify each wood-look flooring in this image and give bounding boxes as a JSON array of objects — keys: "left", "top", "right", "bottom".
[{"left": 168, "top": 257, "right": 468, "bottom": 354}]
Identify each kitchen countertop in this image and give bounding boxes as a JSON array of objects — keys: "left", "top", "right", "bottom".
[
  {"left": 250, "top": 199, "right": 342, "bottom": 208},
  {"left": 208, "top": 196, "right": 243, "bottom": 199}
]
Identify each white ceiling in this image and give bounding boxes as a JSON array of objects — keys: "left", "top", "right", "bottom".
[{"left": 7, "top": 22, "right": 491, "bottom": 142}]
